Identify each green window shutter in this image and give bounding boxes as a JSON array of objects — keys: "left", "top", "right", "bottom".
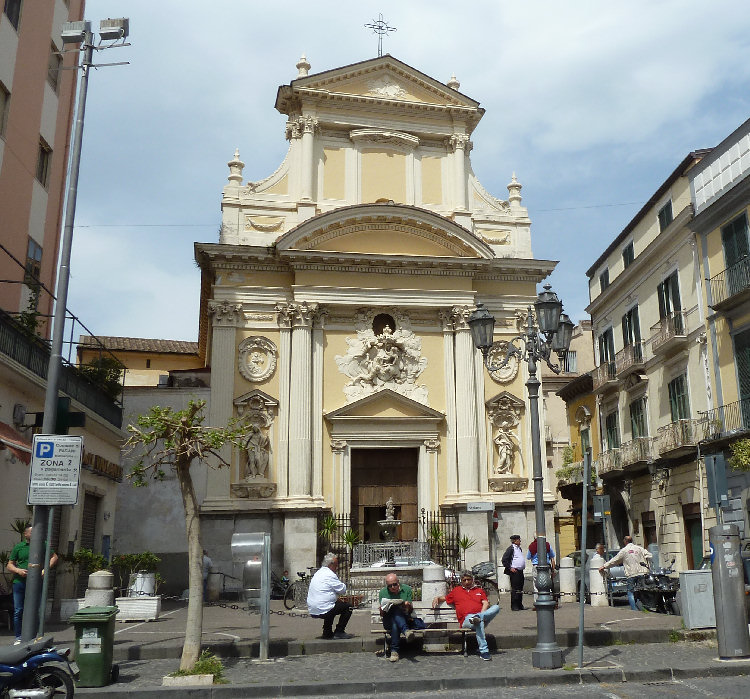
[{"left": 735, "top": 328, "right": 750, "bottom": 403}]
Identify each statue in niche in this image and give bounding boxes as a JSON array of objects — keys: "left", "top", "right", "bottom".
[
  {"left": 242, "top": 423, "right": 270, "bottom": 479},
  {"left": 493, "top": 429, "right": 518, "bottom": 475}
]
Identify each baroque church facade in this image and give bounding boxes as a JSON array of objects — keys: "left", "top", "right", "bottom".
[{"left": 195, "top": 55, "right": 558, "bottom": 575}]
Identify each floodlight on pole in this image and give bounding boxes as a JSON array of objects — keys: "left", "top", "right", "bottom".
[
  {"left": 21, "top": 18, "right": 130, "bottom": 642},
  {"left": 468, "top": 284, "right": 574, "bottom": 669}
]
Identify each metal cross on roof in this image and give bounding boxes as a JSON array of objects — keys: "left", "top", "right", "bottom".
[{"left": 364, "top": 13, "right": 397, "bottom": 57}]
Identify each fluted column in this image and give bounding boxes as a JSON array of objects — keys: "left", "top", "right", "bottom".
[
  {"left": 448, "top": 134, "right": 470, "bottom": 211},
  {"left": 206, "top": 300, "right": 243, "bottom": 500},
  {"left": 311, "top": 307, "right": 327, "bottom": 501},
  {"left": 288, "top": 302, "right": 317, "bottom": 499},
  {"left": 453, "top": 306, "right": 481, "bottom": 495},
  {"left": 330, "top": 440, "right": 347, "bottom": 512},
  {"left": 440, "top": 310, "right": 458, "bottom": 496},
  {"left": 275, "top": 303, "right": 293, "bottom": 499},
  {"left": 300, "top": 115, "right": 318, "bottom": 202}
]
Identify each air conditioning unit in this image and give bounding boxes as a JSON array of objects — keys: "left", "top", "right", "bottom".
[{"left": 99, "top": 18, "right": 129, "bottom": 41}]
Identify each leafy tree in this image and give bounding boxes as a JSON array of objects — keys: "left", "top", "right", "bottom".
[
  {"left": 124, "top": 400, "right": 248, "bottom": 670},
  {"left": 77, "top": 355, "right": 124, "bottom": 400}
]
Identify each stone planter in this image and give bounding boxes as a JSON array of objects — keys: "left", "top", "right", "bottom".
[{"left": 115, "top": 595, "right": 161, "bottom": 621}]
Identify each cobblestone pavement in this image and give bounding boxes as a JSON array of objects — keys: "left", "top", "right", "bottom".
[{"left": 76, "top": 640, "right": 750, "bottom": 696}]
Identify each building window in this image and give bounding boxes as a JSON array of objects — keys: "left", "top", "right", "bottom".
[
  {"left": 24, "top": 238, "right": 42, "bottom": 285},
  {"left": 621, "top": 305, "right": 641, "bottom": 348},
  {"left": 622, "top": 241, "right": 634, "bottom": 268},
  {"left": 146, "top": 359, "right": 151, "bottom": 368},
  {"left": 630, "top": 397, "right": 648, "bottom": 438},
  {"left": 0, "top": 82, "right": 9, "bottom": 138},
  {"left": 36, "top": 138, "right": 52, "bottom": 187},
  {"left": 657, "top": 200, "right": 673, "bottom": 232},
  {"left": 721, "top": 212, "right": 749, "bottom": 269},
  {"left": 3, "top": 0, "right": 22, "bottom": 31},
  {"left": 657, "top": 270, "right": 682, "bottom": 326},
  {"left": 668, "top": 373, "right": 690, "bottom": 422},
  {"left": 562, "top": 350, "right": 577, "bottom": 373},
  {"left": 605, "top": 410, "right": 620, "bottom": 450},
  {"left": 598, "top": 327, "right": 615, "bottom": 364},
  {"left": 48, "top": 44, "right": 62, "bottom": 92},
  {"left": 599, "top": 268, "right": 610, "bottom": 293},
  {"left": 642, "top": 511, "right": 657, "bottom": 548},
  {"left": 734, "top": 327, "right": 750, "bottom": 412}
]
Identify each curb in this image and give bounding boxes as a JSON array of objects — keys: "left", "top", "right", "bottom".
[
  {"left": 76, "top": 660, "right": 750, "bottom": 698},
  {"left": 113, "top": 627, "right": 716, "bottom": 662}
]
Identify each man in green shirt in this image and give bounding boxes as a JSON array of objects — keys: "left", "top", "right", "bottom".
[
  {"left": 378, "top": 573, "right": 417, "bottom": 662},
  {"left": 6, "top": 526, "right": 57, "bottom": 643}
]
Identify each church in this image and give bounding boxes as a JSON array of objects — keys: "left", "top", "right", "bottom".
[{"left": 194, "top": 54, "right": 558, "bottom": 576}]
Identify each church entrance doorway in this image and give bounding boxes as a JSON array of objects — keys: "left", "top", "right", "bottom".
[{"left": 351, "top": 448, "right": 418, "bottom": 542}]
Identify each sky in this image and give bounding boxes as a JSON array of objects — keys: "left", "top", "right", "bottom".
[{"left": 67, "top": 0, "right": 750, "bottom": 342}]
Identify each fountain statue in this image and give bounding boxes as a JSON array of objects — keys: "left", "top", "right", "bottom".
[{"left": 378, "top": 496, "right": 401, "bottom": 548}]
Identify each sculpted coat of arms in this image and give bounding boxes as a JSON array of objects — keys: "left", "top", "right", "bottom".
[
  {"left": 335, "top": 309, "right": 428, "bottom": 403},
  {"left": 238, "top": 336, "right": 277, "bottom": 382}
]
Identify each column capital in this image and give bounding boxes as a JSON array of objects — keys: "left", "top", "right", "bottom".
[
  {"left": 424, "top": 438, "right": 440, "bottom": 453},
  {"left": 446, "top": 134, "right": 472, "bottom": 153},
  {"left": 275, "top": 302, "right": 294, "bottom": 328},
  {"left": 285, "top": 115, "right": 318, "bottom": 140},
  {"left": 208, "top": 300, "right": 243, "bottom": 327},
  {"left": 330, "top": 439, "right": 347, "bottom": 454},
  {"left": 291, "top": 301, "right": 319, "bottom": 328},
  {"left": 451, "top": 305, "right": 474, "bottom": 331},
  {"left": 439, "top": 309, "right": 455, "bottom": 332}
]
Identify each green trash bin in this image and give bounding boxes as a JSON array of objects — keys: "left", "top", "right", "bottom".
[{"left": 69, "top": 605, "right": 118, "bottom": 687}]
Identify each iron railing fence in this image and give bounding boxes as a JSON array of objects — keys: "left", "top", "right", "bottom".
[
  {"left": 709, "top": 256, "right": 750, "bottom": 307},
  {"left": 615, "top": 341, "right": 646, "bottom": 375},
  {"left": 650, "top": 312, "right": 686, "bottom": 353},
  {"left": 619, "top": 436, "right": 655, "bottom": 467},
  {"left": 699, "top": 398, "right": 750, "bottom": 441},
  {"left": 592, "top": 361, "right": 617, "bottom": 390},
  {"left": 657, "top": 418, "right": 699, "bottom": 455}
]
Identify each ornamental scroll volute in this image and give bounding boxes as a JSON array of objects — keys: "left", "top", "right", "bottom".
[
  {"left": 334, "top": 308, "right": 428, "bottom": 404},
  {"left": 486, "top": 392, "right": 525, "bottom": 480}
]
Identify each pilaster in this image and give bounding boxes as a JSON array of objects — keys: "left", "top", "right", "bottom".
[
  {"left": 275, "top": 303, "right": 293, "bottom": 499},
  {"left": 206, "top": 300, "right": 243, "bottom": 501},
  {"left": 440, "top": 310, "right": 458, "bottom": 496},
  {"left": 311, "top": 307, "right": 327, "bottom": 501}
]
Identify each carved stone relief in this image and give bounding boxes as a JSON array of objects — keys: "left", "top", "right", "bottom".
[
  {"left": 238, "top": 336, "right": 277, "bottom": 383},
  {"left": 486, "top": 392, "right": 525, "bottom": 476},
  {"left": 488, "top": 476, "right": 528, "bottom": 493},
  {"left": 233, "top": 392, "right": 277, "bottom": 495},
  {"left": 335, "top": 308, "right": 428, "bottom": 403},
  {"left": 487, "top": 340, "right": 520, "bottom": 385}
]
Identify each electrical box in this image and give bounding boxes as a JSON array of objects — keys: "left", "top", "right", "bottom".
[{"left": 678, "top": 570, "right": 715, "bottom": 629}]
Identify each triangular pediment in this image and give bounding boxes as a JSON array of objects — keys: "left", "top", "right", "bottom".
[
  {"left": 325, "top": 389, "right": 444, "bottom": 421},
  {"left": 277, "top": 204, "right": 494, "bottom": 259},
  {"left": 289, "top": 56, "right": 478, "bottom": 109}
]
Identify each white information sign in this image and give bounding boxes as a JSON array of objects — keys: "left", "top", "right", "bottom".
[
  {"left": 466, "top": 501, "right": 495, "bottom": 512},
  {"left": 28, "top": 435, "right": 82, "bottom": 505}
]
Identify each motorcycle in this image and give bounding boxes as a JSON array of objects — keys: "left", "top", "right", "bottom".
[
  {"left": 0, "top": 636, "right": 79, "bottom": 698},
  {"left": 635, "top": 559, "right": 680, "bottom": 615}
]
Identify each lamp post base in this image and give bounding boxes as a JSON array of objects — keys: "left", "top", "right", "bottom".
[{"left": 532, "top": 645, "right": 564, "bottom": 669}]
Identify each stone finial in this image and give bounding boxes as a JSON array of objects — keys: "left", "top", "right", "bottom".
[
  {"left": 296, "top": 54, "right": 311, "bottom": 78},
  {"left": 227, "top": 148, "right": 244, "bottom": 184},
  {"left": 447, "top": 74, "right": 460, "bottom": 90},
  {"left": 507, "top": 172, "right": 522, "bottom": 208}
]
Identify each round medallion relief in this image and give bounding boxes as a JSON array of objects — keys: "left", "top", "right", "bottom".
[
  {"left": 487, "top": 341, "right": 519, "bottom": 384},
  {"left": 238, "top": 336, "right": 277, "bottom": 382}
]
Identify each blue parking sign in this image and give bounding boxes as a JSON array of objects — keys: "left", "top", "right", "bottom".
[{"left": 35, "top": 440, "right": 54, "bottom": 459}]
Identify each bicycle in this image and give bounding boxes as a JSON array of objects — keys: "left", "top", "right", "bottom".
[{"left": 283, "top": 567, "right": 316, "bottom": 610}]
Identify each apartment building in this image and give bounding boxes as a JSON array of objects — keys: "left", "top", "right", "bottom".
[
  {"left": 689, "top": 118, "right": 750, "bottom": 541},
  {"left": 585, "top": 150, "right": 718, "bottom": 570}
]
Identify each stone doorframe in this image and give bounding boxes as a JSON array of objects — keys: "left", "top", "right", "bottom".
[{"left": 325, "top": 391, "right": 444, "bottom": 516}]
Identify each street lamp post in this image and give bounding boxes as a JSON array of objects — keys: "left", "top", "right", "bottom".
[
  {"left": 468, "top": 284, "right": 574, "bottom": 669},
  {"left": 21, "top": 17, "right": 129, "bottom": 642}
]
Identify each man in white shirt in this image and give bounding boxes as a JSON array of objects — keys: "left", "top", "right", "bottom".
[
  {"left": 501, "top": 534, "right": 526, "bottom": 611},
  {"left": 307, "top": 553, "right": 354, "bottom": 639},
  {"left": 599, "top": 535, "right": 652, "bottom": 610}
]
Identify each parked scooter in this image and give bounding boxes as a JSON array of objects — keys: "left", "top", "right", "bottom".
[
  {"left": 636, "top": 558, "right": 680, "bottom": 615},
  {"left": 0, "top": 636, "right": 78, "bottom": 698}
]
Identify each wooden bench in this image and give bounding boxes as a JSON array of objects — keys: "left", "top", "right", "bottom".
[{"left": 370, "top": 600, "right": 475, "bottom": 656}]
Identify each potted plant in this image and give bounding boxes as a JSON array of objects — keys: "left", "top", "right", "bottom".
[
  {"left": 729, "top": 438, "right": 750, "bottom": 471},
  {"left": 458, "top": 535, "right": 477, "bottom": 568},
  {"left": 112, "top": 551, "right": 162, "bottom": 621}
]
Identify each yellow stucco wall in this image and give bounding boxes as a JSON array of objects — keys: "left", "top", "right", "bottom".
[
  {"left": 323, "top": 147, "right": 345, "bottom": 200},
  {"left": 308, "top": 229, "right": 462, "bottom": 256},
  {"left": 362, "top": 149, "right": 406, "bottom": 203},
  {"left": 421, "top": 156, "right": 443, "bottom": 205},
  {"left": 565, "top": 394, "right": 599, "bottom": 462},
  {"left": 294, "top": 270, "right": 475, "bottom": 291},
  {"left": 262, "top": 174, "right": 288, "bottom": 195}
]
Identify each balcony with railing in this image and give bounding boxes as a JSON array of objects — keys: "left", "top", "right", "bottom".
[
  {"left": 699, "top": 398, "right": 750, "bottom": 443},
  {"left": 615, "top": 341, "right": 646, "bottom": 378},
  {"left": 597, "top": 448, "right": 623, "bottom": 477},
  {"left": 592, "top": 361, "right": 618, "bottom": 393},
  {"left": 619, "top": 436, "right": 655, "bottom": 469},
  {"left": 650, "top": 312, "right": 687, "bottom": 355},
  {"left": 0, "top": 308, "right": 122, "bottom": 428},
  {"left": 709, "top": 256, "right": 750, "bottom": 313},
  {"left": 657, "top": 418, "right": 700, "bottom": 457}
]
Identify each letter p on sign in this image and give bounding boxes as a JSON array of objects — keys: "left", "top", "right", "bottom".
[{"left": 35, "top": 441, "right": 54, "bottom": 459}]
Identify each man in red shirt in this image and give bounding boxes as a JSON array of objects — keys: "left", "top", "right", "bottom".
[{"left": 432, "top": 571, "right": 500, "bottom": 660}]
